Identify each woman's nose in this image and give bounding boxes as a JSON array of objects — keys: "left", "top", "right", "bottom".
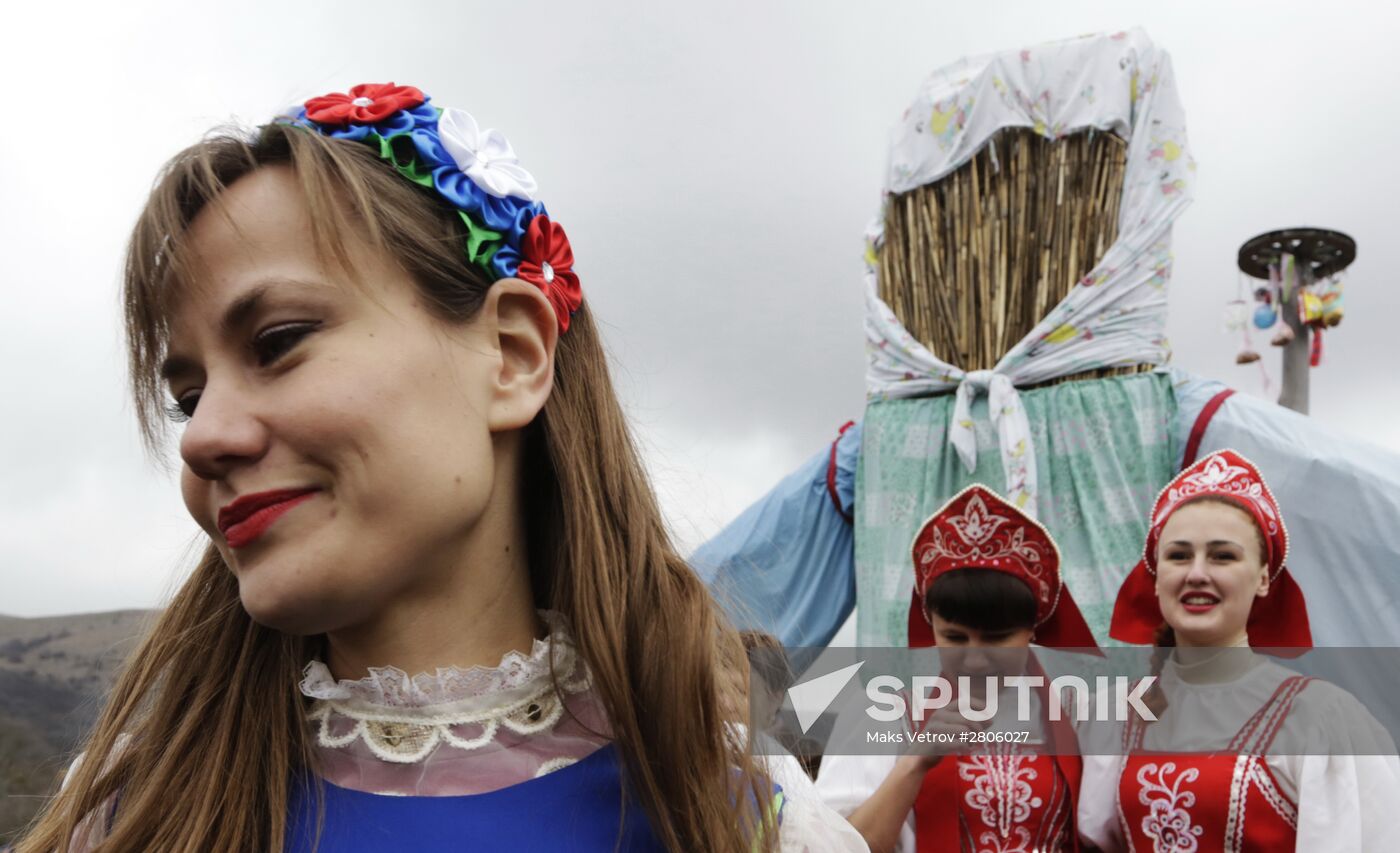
[
  {"left": 178, "top": 382, "right": 269, "bottom": 481},
  {"left": 962, "top": 648, "right": 991, "bottom": 671},
  {"left": 1185, "top": 555, "right": 1212, "bottom": 584}
]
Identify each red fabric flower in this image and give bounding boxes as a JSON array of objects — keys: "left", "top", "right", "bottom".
[
  {"left": 304, "top": 83, "right": 425, "bottom": 126},
  {"left": 516, "top": 216, "right": 582, "bottom": 333}
]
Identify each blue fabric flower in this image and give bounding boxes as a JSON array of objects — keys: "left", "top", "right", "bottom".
[{"left": 274, "top": 87, "right": 572, "bottom": 297}]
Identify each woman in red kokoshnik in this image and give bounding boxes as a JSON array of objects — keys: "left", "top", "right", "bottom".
[
  {"left": 818, "top": 485, "right": 1099, "bottom": 853},
  {"left": 1077, "top": 449, "right": 1400, "bottom": 852}
]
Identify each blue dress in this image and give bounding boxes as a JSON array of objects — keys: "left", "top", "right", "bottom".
[{"left": 285, "top": 744, "right": 666, "bottom": 852}]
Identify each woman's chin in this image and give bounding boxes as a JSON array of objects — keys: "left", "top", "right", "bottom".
[
  {"left": 1168, "top": 610, "right": 1242, "bottom": 647},
  {"left": 237, "top": 579, "right": 348, "bottom": 636}
]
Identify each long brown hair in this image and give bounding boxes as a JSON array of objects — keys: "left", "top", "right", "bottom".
[{"left": 18, "top": 123, "right": 773, "bottom": 852}]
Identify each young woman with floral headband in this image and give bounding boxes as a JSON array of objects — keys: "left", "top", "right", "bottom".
[
  {"left": 1076, "top": 449, "right": 1400, "bottom": 852},
  {"left": 817, "top": 485, "right": 1099, "bottom": 853},
  {"left": 14, "top": 83, "right": 865, "bottom": 853}
]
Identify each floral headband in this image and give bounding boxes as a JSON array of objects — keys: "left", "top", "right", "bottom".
[{"left": 278, "top": 82, "right": 582, "bottom": 333}]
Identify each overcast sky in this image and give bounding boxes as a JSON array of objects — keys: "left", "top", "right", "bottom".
[{"left": 3, "top": 0, "right": 1398, "bottom": 617}]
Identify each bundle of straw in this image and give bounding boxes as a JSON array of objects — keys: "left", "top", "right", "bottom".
[{"left": 878, "top": 128, "right": 1147, "bottom": 382}]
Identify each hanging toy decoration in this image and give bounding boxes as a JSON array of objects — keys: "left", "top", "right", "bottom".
[
  {"left": 1319, "top": 274, "right": 1345, "bottom": 327},
  {"left": 1295, "top": 262, "right": 1329, "bottom": 367},
  {"left": 1252, "top": 302, "right": 1277, "bottom": 330},
  {"left": 1299, "top": 290, "right": 1324, "bottom": 326},
  {"left": 1224, "top": 298, "right": 1260, "bottom": 364}
]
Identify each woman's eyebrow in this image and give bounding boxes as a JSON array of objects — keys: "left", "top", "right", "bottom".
[
  {"left": 159, "top": 278, "right": 327, "bottom": 381},
  {"left": 159, "top": 286, "right": 269, "bottom": 382}
]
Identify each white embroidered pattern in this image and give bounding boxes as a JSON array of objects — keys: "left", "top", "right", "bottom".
[
  {"left": 916, "top": 493, "right": 1053, "bottom": 604},
  {"left": 1136, "top": 761, "right": 1204, "bottom": 853},
  {"left": 1157, "top": 454, "right": 1279, "bottom": 540},
  {"left": 947, "top": 493, "right": 1010, "bottom": 546},
  {"left": 1246, "top": 760, "right": 1297, "bottom": 829},
  {"left": 973, "top": 826, "right": 1033, "bottom": 853},
  {"left": 959, "top": 752, "right": 1042, "bottom": 849},
  {"left": 1224, "top": 754, "right": 1249, "bottom": 853}
]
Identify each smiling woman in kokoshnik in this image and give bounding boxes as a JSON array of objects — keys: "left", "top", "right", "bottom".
[
  {"left": 1074, "top": 449, "right": 1400, "bottom": 853},
  {"left": 12, "top": 83, "right": 868, "bottom": 853}
]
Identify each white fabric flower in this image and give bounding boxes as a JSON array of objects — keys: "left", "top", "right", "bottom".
[{"left": 437, "top": 108, "right": 539, "bottom": 200}]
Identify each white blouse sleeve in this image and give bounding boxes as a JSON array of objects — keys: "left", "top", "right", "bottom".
[
  {"left": 765, "top": 752, "right": 870, "bottom": 852},
  {"left": 1072, "top": 708, "right": 1127, "bottom": 853},
  {"left": 814, "top": 752, "right": 911, "bottom": 853},
  {"left": 1291, "top": 686, "right": 1400, "bottom": 852},
  {"left": 1075, "top": 753, "right": 1126, "bottom": 852}
]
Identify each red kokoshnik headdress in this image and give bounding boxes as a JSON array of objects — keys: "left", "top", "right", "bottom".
[
  {"left": 907, "top": 485, "right": 1099, "bottom": 651},
  {"left": 1109, "top": 449, "right": 1313, "bottom": 648}
]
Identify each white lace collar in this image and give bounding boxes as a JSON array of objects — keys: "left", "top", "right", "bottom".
[
  {"left": 301, "top": 607, "right": 613, "bottom": 767},
  {"left": 298, "top": 610, "right": 602, "bottom": 765},
  {"left": 300, "top": 610, "right": 576, "bottom": 712}
]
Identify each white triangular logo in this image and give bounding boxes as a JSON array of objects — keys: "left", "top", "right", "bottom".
[{"left": 787, "top": 661, "right": 864, "bottom": 734}]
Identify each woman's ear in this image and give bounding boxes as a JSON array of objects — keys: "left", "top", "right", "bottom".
[
  {"left": 1256, "top": 566, "right": 1271, "bottom": 598},
  {"left": 481, "top": 278, "right": 557, "bottom": 431}
]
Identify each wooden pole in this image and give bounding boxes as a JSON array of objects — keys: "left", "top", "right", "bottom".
[{"left": 1278, "top": 288, "right": 1311, "bottom": 414}]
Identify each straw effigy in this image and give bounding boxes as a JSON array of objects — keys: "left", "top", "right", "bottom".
[{"left": 878, "top": 127, "right": 1149, "bottom": 381}]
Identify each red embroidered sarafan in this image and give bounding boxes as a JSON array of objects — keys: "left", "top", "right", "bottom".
[
  {"left": 915, "top": 750, "right": 1075, "bottom": 853},
  {"left": 1116, "top": 675, "right": 1313, "bottom": 852}
]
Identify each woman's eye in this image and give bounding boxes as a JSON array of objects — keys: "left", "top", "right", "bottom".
[
  {"left": 165, "top": 395, "right": 198, "bottom": 423},
  {"left": 253, "top": 322, "right": 319, "bottom": 366},
  {"left": 162, "top": 322, "right": 319, "bottom": 422}
]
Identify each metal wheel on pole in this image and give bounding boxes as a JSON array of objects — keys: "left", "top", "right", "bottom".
[{"left": 1237, "top": 228, "right": 1356, "bottom": 414}]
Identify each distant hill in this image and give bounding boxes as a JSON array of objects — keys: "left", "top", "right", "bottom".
[{"left": 0, "top": 609, "right": 152, "bottom": 844}]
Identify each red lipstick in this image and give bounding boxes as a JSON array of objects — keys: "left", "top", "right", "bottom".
[{"left": 217, "top": 488, "right": 320, "bottom": 549}]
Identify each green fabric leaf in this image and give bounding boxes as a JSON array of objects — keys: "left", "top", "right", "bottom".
[
  {"left": 383, "top": 134, "right": 433, "bottom": 188},
  {"left": 457, "top": 211, "right": 502, "bottom": 269}
]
